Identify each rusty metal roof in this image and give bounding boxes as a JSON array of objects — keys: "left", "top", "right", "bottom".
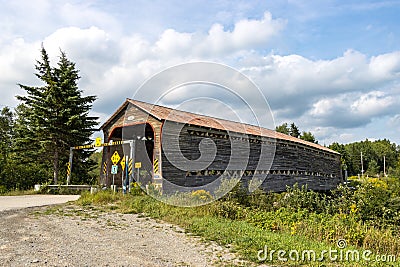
[
  {"left": 101, "top": 98, "right": 339, "bottom": 154},
  {"left": 129, "top": 99, "right": 339, "bottom": 154}
]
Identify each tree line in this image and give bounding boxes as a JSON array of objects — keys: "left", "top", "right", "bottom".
[
  {"left": 329, "top": 139, "right": 400, "bottom": 177},
  {"left": 0, "top": 46, "right": 98, "bottom": 191},
  {"left": 276, "top": 122, "right": 400, "bottom": 178}
]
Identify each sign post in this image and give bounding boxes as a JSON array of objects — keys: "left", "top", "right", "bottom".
[
  {"left": 128, "top": 140, "right": 135, "bottom": 192},
  {"left": 125, "top": 156, "right": 129, "bottom": 194},
  {"left": 111, "top": 165, "right": 118, "bottom": 192},
  {"left": 128, "top": 158, "right": 133, "bottom": 191},
  {"left": 135, "top": 162, "right": 141, "bottom": 184},
  {"left": 66, "top": 147, "right": 73, "bottom": 185},
  {"left": 120, "top": 156, "right": 126, "bottom": 194},
  {"left": 111, "top": 151, "right": 120, "bottom": 192}
]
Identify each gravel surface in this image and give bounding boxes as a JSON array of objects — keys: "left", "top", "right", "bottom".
[
  {"left": 0, "top": 195, "right": 80, "bottom": 212},
  {"left": 0, "top": 204, "right": 251, "bottom": 267}
]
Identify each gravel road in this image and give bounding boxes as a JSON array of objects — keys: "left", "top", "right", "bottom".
[
  {"left": 0, "top": 195, "right": 80, "bottom": 212},
  {"left": 0, "top": 202, "right": 250, "bottom": 266}
]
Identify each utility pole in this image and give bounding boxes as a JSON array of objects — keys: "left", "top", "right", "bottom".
[
  {"left": 361, "top": 151, "right": 364, "bottom": 179},
  {"left": 384, "top": 155, "right": 386, "bottom": 177}
]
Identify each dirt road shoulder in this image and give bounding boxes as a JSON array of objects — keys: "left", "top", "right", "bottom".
[{"left": 0, "top": 204, "right": 248, "bottom": 266}]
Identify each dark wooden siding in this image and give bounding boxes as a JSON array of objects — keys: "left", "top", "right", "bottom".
[{"left": 161, "top": 123, "right": 342, "bottom": 192}]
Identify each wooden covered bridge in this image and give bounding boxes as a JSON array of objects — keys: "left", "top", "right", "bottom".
[{"left": 99, "top": 99, "right": 342, "bottom": 193}]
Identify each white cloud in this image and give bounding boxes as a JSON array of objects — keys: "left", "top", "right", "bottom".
[
  {"left": 154, "top": 29, "right": 193, "bottom": 56},
  {"left": 43, "top": 26, "right": 116, "bottom": 63},
  {"left": 0, "top": 38, "right": 41, "bottom": 107},
  {"left": 313, "top": 128, "right": 357, "bottom": 145},
  {"left": 199, "top": 11, "right": 286, "bottom": 56},
  {"left": 3, "top": 23, "right": 400, "bottom": 132},
  {"left": 242, "top": 50, "right": 400, "bottom": 122},
  {"left": 307, "top": 90, "right": 397, "bottom": 128},
  {"left": 350, "top": 91, "right": 395, "bottom": 116},
  {"left": 151, "top": 11, "right": 285, "bottom": 58},
  {"left": 369, "top": 51, "right": 400, "bottom": 80},
  {"left": 59, "top": 2, "right": 119, "bottom": 33},
  {"left": 1, "top": 7, "right": 400, "bottom": 144}
]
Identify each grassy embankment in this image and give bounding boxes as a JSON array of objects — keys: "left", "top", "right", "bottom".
[{"left": 74, "top": 178, "right": 400, "bottom": 266}]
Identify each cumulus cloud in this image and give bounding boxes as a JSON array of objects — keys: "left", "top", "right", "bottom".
[
  {"left": 151, "top": 11, "right": 286, "bottom": 58},
  {"left": 0, "top": 38, "right": 41, "bottom": 107},
  {"left": 44, "top": 26, "right": 117, "bottom": 64},
  {"left": 369, "top": 51, "right": 400, "bottom": 80},
  {"left": 199, "top": 12, "right": 286, "bottom": 55},
  {"left": 154, "top": 29, "right": 193, "bottom": 57},
  {"left": 350, "top": 91, "right": 395, "bottom": 116},
  {"left": 308, "top": 91, "right": 397, "bottom": 128},
  {"left": 242, "top": 50, "right": 400, "bottom": 124},
  {"left": 1, "top": 8, "right": 399, "bottom": 144}
]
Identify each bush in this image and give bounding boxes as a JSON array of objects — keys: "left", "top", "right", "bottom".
[
  {"left": 0, "top": 185, "right": 8, "bottom": 194},
  {"left": 191, "top": 189, "right": 213, "bottom": 202},
  {"left": 129, "top": 182, "right": 144, "bottom": 196},
  {"left": 275, "top": 184, "right": 331, "bottom": 214},
  {"left": 210, "top": 200, "right": 248, "bottom": 220},
  {"left": 246, "top": 189, "right": 281, "bottom": 212},
  {"left": 77, "top": 190, "right": 124, "bottom": 206}
]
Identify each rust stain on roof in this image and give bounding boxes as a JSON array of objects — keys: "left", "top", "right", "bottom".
[{"left": 119, "top": 99, "right": 339, "bottom": 155}]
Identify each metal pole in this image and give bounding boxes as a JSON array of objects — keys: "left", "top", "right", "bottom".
[
  {"left": 384, "top": 155, "right": 386, "bottom": 177},
  {"left": 67, "top": 147, "right": 74, "bottom": 185},
  {"left": 137, "top": 167, "right": 140, "bottom": 184},
  {"left": 361, "top": 151, "right": 364, "bottom": 179},
  {"left": 113, "top": 174, "right": 115, "bottom": 192},
  {"left": 125, "top": 155, "right": 129, "bottom": 193},
  {"left": 121, "top": 158, "right": 124, "bottom": 191},
  {"left": 129, "top": 140, "right": 135, "bottom": 186}
]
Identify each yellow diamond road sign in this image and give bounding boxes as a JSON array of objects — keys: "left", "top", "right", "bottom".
[
  {"left": 120, "top": 156, "right": 126, "bottom": 170},
  {"left": 111, "top": 151, "right": 120, "bottom": 165},
  {"left": 135, "top": 162, "right": 142, "bottom": 168}
]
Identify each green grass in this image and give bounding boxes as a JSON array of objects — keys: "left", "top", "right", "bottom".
[
  {"left": 0, "top": 188, "right": 39, "bottom": 196},
  {"left": 75, "top": 191, "right": 400, "bottom": 266}
]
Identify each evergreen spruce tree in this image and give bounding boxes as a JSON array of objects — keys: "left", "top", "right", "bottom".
[
  {"left": 289, "top": 122, "right": 300, "bottom": 138},
  {"left": 17, "top": 46, "right": 98, "bottom": 184},
  {"left": 300, "top": 131, "right": 318, "bottom": 144},
  {"left": 0, "top": 107, "right": 14, "bottom": 189},
  {"left": 275, "top": 122, "right": 289, "bottom": 135},
  {"left": 11, "top": 104, "right": 48, "bottom": 189}
]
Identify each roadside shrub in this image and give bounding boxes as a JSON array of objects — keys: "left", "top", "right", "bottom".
[
  {"left": 0, "top": 185, "right": 8, "bottom": 194},
  {"left": 211, "top": 200, "right": 249, "bottom": 220},
  {"left": 77, "top": 190, "right": 124, "bottom": 206},
  {"left": 191, "top": 189, "right": 213, "bottom": 202},
  {"left": 153, "top": 189, "right": 214, "bottom": 207},
  {"left": 146, "top": 183, "right": 162, "bottom": 197},
  {"left": 246, "top": 189, "right": 280, "bottom": 212},
  {"left": 216, "top": 180, "right": 280, "bottom": 211},
  {"left": 276, "top": 184, "right": 330, "bottom": 213},
  {"left": 129, "top": 182, "right": 144, "bottom": 196},
  {"left": 353, "top": 182, "right": 394, "bottom": 225}
]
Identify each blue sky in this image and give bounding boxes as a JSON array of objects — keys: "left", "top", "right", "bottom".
[{"left": 0, "top": 0, "right": 399, "bottom": 145}]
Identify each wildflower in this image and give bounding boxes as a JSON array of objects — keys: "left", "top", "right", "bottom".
[{"left": 350, "top": 203, "right": 357, "bottom": 213}]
